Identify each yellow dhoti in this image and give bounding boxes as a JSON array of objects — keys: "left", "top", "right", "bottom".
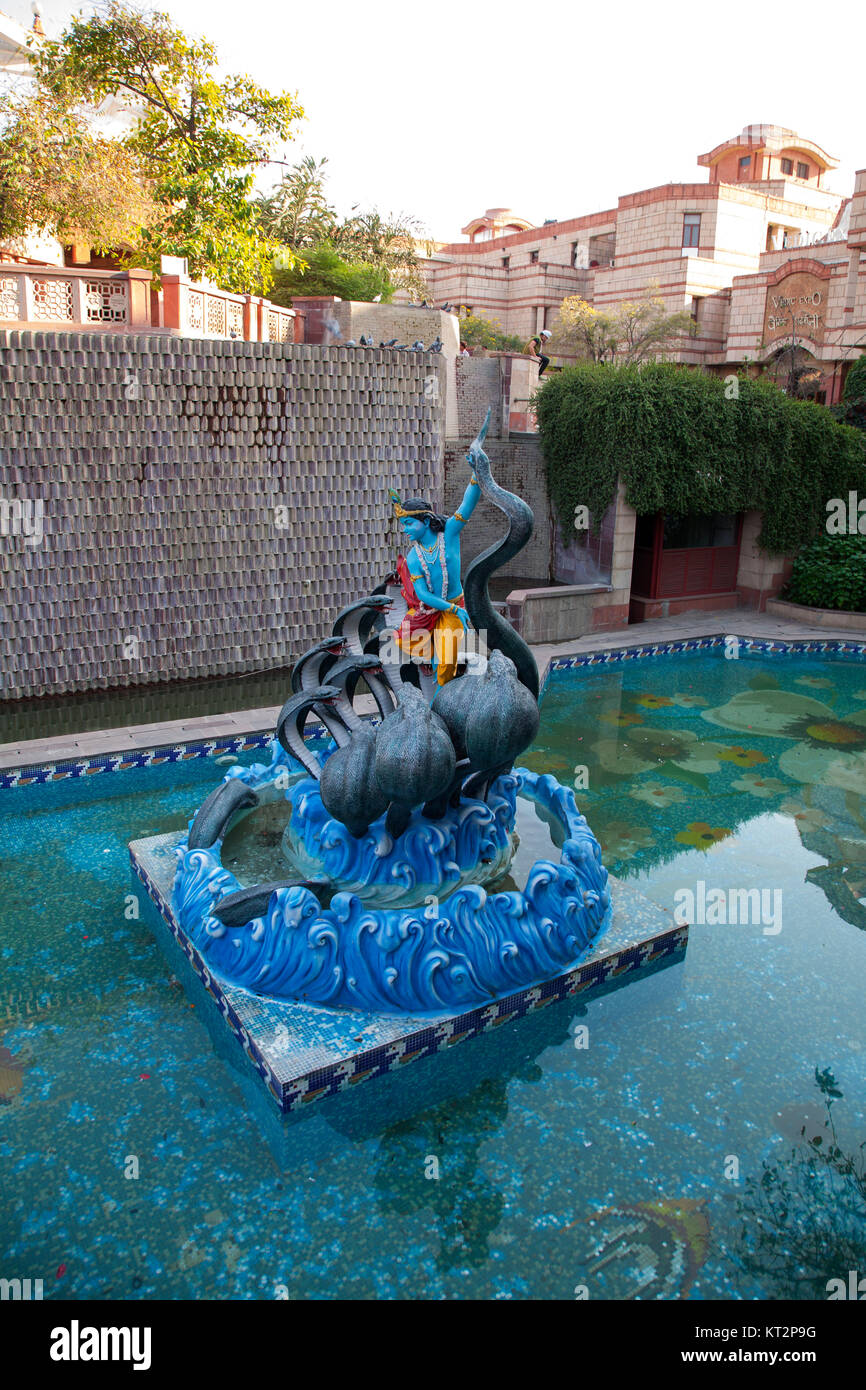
[
  {"left": 397, "top": 592, "right": 466, "bottom": 686},
  {"left": 432, "top": 606, "right": 465, "bottom": 686}
]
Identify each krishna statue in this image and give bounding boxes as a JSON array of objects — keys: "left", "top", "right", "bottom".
[{"left": 388, "top": 458, "right": 482, "bottom": 686}]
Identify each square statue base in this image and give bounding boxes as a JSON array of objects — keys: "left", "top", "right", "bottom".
[{"left": 129, "top": 832, "right": 688, "bottom": 1113}]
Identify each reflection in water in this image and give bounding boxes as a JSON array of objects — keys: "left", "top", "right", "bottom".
[
  {"left": 221, "top": 799, "right": 290, "bottom": 884},
  {"left": 0, "top": 1041, "right": 30, "bottom": 1105},
  {"left": 735, "top": 1068, "right": 866, "bottom": 1300},
  {"left": 373, "top": 1078, "right": 511, "bottom": 1272},
  {"left": 539, "top": 653, "right": 866, "bottom": 930},
  {"left": 369, "top": 1000, "right": 579, "bottom": 1273}
]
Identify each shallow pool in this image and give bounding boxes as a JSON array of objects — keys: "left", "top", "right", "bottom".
[{"left": 1, "top": 646, "right": 864, "bottom": 1300}]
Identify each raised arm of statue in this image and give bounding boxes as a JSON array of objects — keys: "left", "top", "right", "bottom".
[
  {"left": 446, "top": 409, "right": 492, "bottom": 536},
  {"left": 446, "top": 473, "right": 481, "bottom": 535}
]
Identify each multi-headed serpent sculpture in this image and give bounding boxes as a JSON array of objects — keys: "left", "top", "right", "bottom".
[{"left": 172, "top": 409, "right": 610, "bottom": 1012}]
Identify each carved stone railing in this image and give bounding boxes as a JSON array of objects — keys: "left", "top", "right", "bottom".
[
  {"left": 0, "top": 261, "right": 301, "bottom": 343},
  {"left": 161, "top": 274, "right": 299, "bottom": 342},
  {"left": 0, "top": 263, "right": 153, "bottom": 329}
]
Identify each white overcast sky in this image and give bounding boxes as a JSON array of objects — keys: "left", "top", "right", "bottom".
[{"left": 6, "top": 0, "right": 865, "bottom": 240}]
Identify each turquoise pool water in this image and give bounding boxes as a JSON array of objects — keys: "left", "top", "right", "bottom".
[{"left": 1, "top": 648, "right": 864, "bottom": 1300}]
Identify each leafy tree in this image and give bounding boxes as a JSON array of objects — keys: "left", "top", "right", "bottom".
[
  {"left": 844, "top": 353, "right": 866, "bottom": 403},
  {"left": 840, "top": 353, "right": 866, "bottom": 431},
  {"left": 333, "top": 209, "right": 428, "bottom": 298},
  {"left": 257, "top": 155, "right": 429, "bottom": 302},
  {"left": 0, "top": 86, "right": 154, "bottom": 249},
  {"left": 550, "top": 286, "right": 696, "bottom": 364},
  {"left": 254, "top": 154, "right": 336, "bottom": 249},
  {"left": 458, "top": 312, "right": 524, "bottom": 352},
  {"left": 269, "top": 243, "right": 392, "bottom": 305},
  {"left": 22, "top": 1, "right": 303, "bottom": 292}
]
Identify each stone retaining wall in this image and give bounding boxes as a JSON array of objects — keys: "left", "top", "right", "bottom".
[
  {"left": 765, "top": 597, "right": 866, "bottom": 631},
  {"left": 443, "top": 435, "right": 552, "bottom": 583},
  {"left": 0, "top": 330, "right": 444, "bottom": 699}
]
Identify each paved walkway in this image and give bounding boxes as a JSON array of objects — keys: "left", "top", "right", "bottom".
[
  {"left": 2, "top": 608, "right": 862, "bottom": 771},
  {"left": 530, "top": 606, "right": 865, "bottom": 669}
]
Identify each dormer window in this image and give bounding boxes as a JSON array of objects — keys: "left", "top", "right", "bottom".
[
  {"left": 781, "top": 157, "right": 793, "bottom": 175},
  {"left": 738, "top": 155, "right": 751, "bottom": 178},
  {"left": 797, "top": 161, "right": 809, "bottom": 180}
]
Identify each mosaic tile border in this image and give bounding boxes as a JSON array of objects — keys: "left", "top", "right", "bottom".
[
  {"left": 130, "top": 847, "right": 284, "bottom": 1107},
  {"left": 130, "top": 837, "right": 688, "bottom": 1113},
  {"left": 0, "top": 725, "right": 330, "bottom": 791},
  {"left": 6, "top": 635, "right": 866, "bottom": 789},
  {"left": 547, "top": 635, "right": 866, "bottom": 670},
  {"left": 0, "top": 732, "right": 273, "bottom": 791}
]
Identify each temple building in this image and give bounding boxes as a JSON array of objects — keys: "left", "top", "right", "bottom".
[{"left": 421, "top": 124, "right": 866, "bottom": 404}]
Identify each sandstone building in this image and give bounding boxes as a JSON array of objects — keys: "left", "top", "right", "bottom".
[{"left": 421, "top": 125, "right": 866, "bottom": 404}]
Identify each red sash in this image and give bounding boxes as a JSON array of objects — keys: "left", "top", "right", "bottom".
[{"left": 397, "top": 554, "right": 440, "bottom": 636}]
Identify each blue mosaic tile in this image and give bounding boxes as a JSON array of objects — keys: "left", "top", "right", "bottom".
[
  {"left": 548, "top": 635, "right": 866, "bottom": 676},
  {"left": 0, "top": 733, "right": 274, "bottom": 790},
  {"left": 0, "top": 721, "right": 349, "bottom": 789},
  {"left": 129, "top": 831, "right": 688, "bottom": 1113}
]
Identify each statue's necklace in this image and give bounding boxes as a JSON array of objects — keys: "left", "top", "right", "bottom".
[{"left": 414, "top": 534, "right": 448, "bottom": 600}]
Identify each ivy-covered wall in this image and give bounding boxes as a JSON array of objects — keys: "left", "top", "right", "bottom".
[{"left": 535, "top": 363, "right": 866, "bottom": 555}]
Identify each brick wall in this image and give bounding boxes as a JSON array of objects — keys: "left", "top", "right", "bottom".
[
  {"left": 0, "top": 330, "right": 445, "bottom": 699},
  {"left": 444, "top": 435, "right": 552, "bottom": 583},
  {"left": 455, "top": 355, "right": 503, "bottom": 438},
  {"left": 295, "top": 299, "right": 460, "bottom": 438},
  {"left": 297, "top": 299, "right": 456, "bottom": 355}
]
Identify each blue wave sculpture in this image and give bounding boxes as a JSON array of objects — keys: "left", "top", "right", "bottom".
[
  {"left": 283, "top": 770, "right": 517, "bottom": 906},
  {"left": 171, "top": 758, "right": 610, "bottom": 1014}
]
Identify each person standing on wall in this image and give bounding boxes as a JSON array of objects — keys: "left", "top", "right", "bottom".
[{"left": 526, "top": 328, "right": 552, "bottom": 377}]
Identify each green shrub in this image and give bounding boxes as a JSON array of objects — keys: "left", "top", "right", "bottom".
[
  {"left": 784, "top": 533, "right": 866, "bottom": 611},
  {"left": 269, "top": 243, "right": 393, "bottom": 304},
  {"left": 843, "top": 355, "right": 866, "bottom": 403},
  {"left": 839, "top": 355, "right": 866, "bottom": 431},
  {"left": 534, "top": 361, "right": 866, "bottom": 553}
]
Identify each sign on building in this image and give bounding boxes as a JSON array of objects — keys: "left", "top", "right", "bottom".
[{"left": 763, "top": 267, "right": 827, "bottom": 345}]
